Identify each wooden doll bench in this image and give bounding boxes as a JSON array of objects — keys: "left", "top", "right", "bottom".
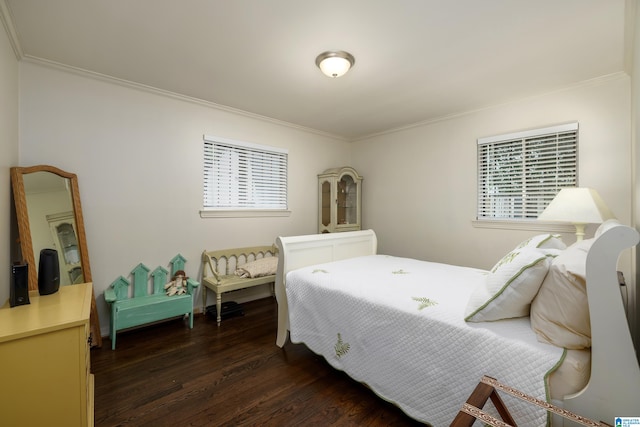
[{"left": 105, "top": 254, "right": 199, "bottom": 350}]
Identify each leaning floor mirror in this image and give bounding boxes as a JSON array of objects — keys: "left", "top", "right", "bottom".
[{"left": 11, "top": 165, "right": 102, "bottom": 348}]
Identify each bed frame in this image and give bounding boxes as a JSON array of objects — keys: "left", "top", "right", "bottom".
[{"left": 274, "top": 223, "right": 640, "bottom": 425}]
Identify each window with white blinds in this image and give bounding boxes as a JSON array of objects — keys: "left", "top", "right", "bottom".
[
  {"left": 203, "top": 135, "right": 288, "bottom": 211},
  {"left": 477, "top": 123, "right": 578, "bottom": 220}
]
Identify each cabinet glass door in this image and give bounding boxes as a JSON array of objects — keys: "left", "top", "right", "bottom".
[
  {"left": 48, "top": 213, "right": 83, "bottom": 286},
  {"left": 337, "top": 175, "right": 358, "bottom": 225},
  {"left": 321, "top": 180, "right": 331, "bottom": 228},
  {"left": 56, "top": 222, "right": 80, "bottom": 265}
]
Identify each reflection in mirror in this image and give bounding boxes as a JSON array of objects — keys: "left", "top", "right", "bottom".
[
  {"left": 23, "top": 172, "right": 84, "bottom": 286},
  {"left": 11, "top": 165, "right": 102, "bottom": 348}
]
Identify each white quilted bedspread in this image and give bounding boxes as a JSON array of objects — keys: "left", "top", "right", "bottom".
[{"left": 286, "top": 255, "right": 565, "bottom": 426}]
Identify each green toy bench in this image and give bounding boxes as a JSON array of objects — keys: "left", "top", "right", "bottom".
[{"left": 105, "top": 254, "right": 199, "bottom": 350}]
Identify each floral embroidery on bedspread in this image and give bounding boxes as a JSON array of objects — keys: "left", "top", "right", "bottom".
[
  {"left": 286, "top": 255, "right": 559, "bottom": 425},
  {"left": 412, "top": 296, "right": 438, "bottom": 310},
  {"left": 334, "top": 333, "right": 350, "bottom": 359},
  {"left": 491, "top": 251, "right": 518, "bottom": 272}
]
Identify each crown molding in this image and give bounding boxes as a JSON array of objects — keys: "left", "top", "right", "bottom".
[
  {"left": 353, "top": 72, "right": 629, "bottom": 142},
  {"left": 0, "top": 0, "right": 23, "bottom": 59},
  {"left": 20, "top": 54, "right": 350, "bottom": 143}
]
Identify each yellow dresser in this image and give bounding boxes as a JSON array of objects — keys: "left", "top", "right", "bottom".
[{"left": 0, "top": 283, "right": 94, "bottom": 427}]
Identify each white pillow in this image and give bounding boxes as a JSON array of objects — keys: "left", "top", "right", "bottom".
[
  {"left": 465, "top": 248, "right": 551, "bottom": 322},
  {"left": 515, "top": 234, "right": 566, "bottom": 251},
  {"left": 530, "top": 239, "right": 594, "bottom": 349},
  {"left": 234, "top": 257, "right": 278, "bottom": 278}
]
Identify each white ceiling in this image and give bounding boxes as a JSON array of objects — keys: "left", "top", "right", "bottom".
[{"left": 3, "top": 0, "right": 629, "bottom": 140}]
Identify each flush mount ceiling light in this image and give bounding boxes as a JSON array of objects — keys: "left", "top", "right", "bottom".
[{"left": 315, "top": 51, "right": 355, "bottom": 78}]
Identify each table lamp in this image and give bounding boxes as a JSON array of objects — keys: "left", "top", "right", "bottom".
[{"left": 537, "top": 188, "right": 616, "bottom": 241}]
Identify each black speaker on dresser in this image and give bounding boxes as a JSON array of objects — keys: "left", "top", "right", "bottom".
[
  {"left": 10, "top": 263, "right": 30, "bottom": 307},
  {"left": 38, "top": 248, "right": 60, "bottom": 295}
]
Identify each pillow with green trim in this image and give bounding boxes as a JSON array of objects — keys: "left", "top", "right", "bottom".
[
  {"left": 530, "top": 238, "right": 594, "bottom": 349},
  {"left": 515, "top": 234, "right": 566, "bottom": 251},
  {"left": 465, "top": 248, "right": 551, "bottom": 322}
]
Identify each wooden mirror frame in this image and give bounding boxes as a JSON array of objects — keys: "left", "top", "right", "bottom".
[{"left": 11, "top": 165, "right": 102, "bottom": 347}]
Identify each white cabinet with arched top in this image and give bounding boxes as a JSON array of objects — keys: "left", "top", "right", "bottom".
[{"left": 318, "top": 167, "right": 362, "bottom": 233}]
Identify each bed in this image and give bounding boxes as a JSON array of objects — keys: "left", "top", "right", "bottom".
[{"left": 274, "top": 220, "right": 640, "bottom": 426}]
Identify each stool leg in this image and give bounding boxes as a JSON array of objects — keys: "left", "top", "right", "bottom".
[
  {"left": 451, "top": 381, "right": 495, "bottom": 427},
  {"left": 451, "top": 377, "right": 517, "bottom": 427}
]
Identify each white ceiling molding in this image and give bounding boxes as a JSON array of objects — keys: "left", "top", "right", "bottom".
[
  {"left": 0, "top": 0, "right": 23, "bottom": 60},
  {"left": 21, "top": 55, "right": 350, "bottom": 143}
]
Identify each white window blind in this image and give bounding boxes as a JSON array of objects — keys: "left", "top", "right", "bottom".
[
  {"left": 203, "top": 135, "right": 288, "bottom": 210},
  {"left": 477, "top": 123, "right": 578, "bottom": 220}
]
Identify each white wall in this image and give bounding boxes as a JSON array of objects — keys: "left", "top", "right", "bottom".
[
  {"left": 18, "top": 61, "right": 351, "bottom": 336},
  {"left": 353, "top": 72, "right": 637, "bottom": 342},
  {"left": 352, "top": 76, "right": 632, "bottom": 271},
  {"left": 14, "top": 25, "right": 637, "bottom": 344},
  {"left": 0, "top": 17, "right": 19, "bottom": 304},
  {"left": 631, "top": 0, "right": 640, "bottom": 352}
]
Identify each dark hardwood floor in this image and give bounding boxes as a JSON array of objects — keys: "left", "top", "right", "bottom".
[{"left": 92, "top": 297, "right": 426, "bottom": 426}]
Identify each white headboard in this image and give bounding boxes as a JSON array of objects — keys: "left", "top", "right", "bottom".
[{"left": 564, "top": 221, "right": 640, "bottom": 424}]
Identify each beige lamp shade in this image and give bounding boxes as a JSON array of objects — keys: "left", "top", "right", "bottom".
[{"left": 538, "top": 187, "right": 616, "bottom": 240}]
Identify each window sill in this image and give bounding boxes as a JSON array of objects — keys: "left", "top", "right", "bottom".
[
  {"left": 471, "top": 219, "right": 575, "bottom": 233},
  {"left": 200, "top": 209, "right": 292, "bottom": 218}
]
